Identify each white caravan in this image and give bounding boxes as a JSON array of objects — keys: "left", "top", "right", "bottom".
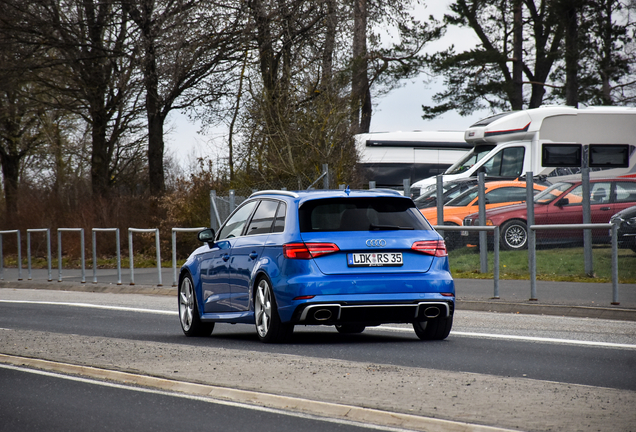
[
  {"left": 411, "top": 106, "right": 636, "bottom": 193},
  {"left": 355, "top": 130, "right": 471, "bottom": 188}
]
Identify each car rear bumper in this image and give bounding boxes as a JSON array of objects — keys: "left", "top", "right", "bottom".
[{"left": 290, "top": 299, "right": 454, "bottom": 325}]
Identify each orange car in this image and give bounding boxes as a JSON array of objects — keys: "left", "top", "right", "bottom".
[{"left": 420, "top": 180, "right": 548, "bottom": 227}]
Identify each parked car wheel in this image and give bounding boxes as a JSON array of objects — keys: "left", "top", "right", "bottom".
[
  {"left": 501, "top": 220, "right": 528, "bottom": 250},
  {"left": 255, "top": 276, "right": 294, "bottom": 343},
  {"left": 335, "top": 324, "right": 366, "bottom": 334},
  {"left": 412, "top": 316, "right": 453, "bottom": 340},
  {"left": 179, "top": 274, "right": 214, "bottom": 337}
]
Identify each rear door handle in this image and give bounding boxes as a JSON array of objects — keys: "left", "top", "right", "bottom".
[
  {"left": 600, "top": 207, "right": 611, "bottom": 211},
  {"left": 222, "top": 254, "right": 230, "bottom": 261},
  {"left": 249, "top": 252, "right": 258, "bottom": 260}
]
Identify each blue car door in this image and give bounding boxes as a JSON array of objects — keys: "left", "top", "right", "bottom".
[
  {"left": 229, "top": 200, "right": 280, "bottom": 311},
  {"left": 203, "top": 200, "right": 259, "bottom": 313}
]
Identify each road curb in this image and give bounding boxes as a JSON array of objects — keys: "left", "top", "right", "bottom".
[
  {"left": 0, "top": 353, "right": 517, "bottom": 432},
  {"left": 457, "top": 300, "right": 636, "bottom": 321}
]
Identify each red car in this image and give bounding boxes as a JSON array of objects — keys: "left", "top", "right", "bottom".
[{"left": 462, "top": 179, "right": 636, "bottom": 250}]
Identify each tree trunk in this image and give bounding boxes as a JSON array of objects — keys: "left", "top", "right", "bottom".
[
  {"left": 0, "top": 152, "right": 20, "bottom": 227},
  {"left": 351, "top": 0, "right": 370, "bottom": 134},
  {"left": 511, "top": 0, "right": 524, "bottom": 110},
  {"left": 563, "top": 0, "right": 580, "bottom": 107}
]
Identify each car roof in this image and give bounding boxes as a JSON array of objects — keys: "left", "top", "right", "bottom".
[{"left": 249, "top": 189, "right": 409, "bottom": 205}]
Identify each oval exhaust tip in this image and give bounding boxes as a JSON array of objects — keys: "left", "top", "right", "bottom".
[
  {"left": 314, "top": 309, "right": 333, "bottom": 321},
  {"left": 424, "top": 306, "right": 441, "bottom": 319}
]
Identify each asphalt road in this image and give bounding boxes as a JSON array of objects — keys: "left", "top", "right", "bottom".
[
  {"left": 0, "top": 365, "right": 385, "bottom": 432},
  {"left": 1, "top": 297, "right": 635, "bottom": 391}
]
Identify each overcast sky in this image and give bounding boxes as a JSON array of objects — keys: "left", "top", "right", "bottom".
[{"left": 165, "top": 0, "right": 490, "bottom": 167}]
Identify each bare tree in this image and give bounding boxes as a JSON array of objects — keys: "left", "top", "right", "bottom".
[
  {"left": 121, "top": 0, "right": 245, "bottom": 195},
  {"left": 1, "top": 0, "right": 143, "bottom": 198}
]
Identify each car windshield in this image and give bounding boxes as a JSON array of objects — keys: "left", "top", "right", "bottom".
[
  {"left": 299, "top": 197, "right": 431, "bottom": 232},
  {"left": 445, "top": 145, "right": 496, "bottom": 175},
  {"left": 413, "top": 182, "right": 458, "bottom": 208},
  {"left": 446, "top": 186, "right": 479, "bottom": 207},
  {"left": 533, "top": 182, "right": 573, "bottom": 204}
]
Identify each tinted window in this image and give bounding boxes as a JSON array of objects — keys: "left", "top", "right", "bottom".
[
  {"left": 299, "top": 198, "right": 430, "bottom": 232},
  {"left": 447, "top": 188, "right": 479, "bottom": 207},
  {"left": 614, "top": 182, "right": 636, "bottom": 203},
  {"left": 590, "top": 182, "right": 611, "bottom": 205},
  {"left": 218, "top": 200, "right": 258, "bottom": 240},
  {"left": 485, "top": 187, "right": 526, "bottom": 204},
  {"left": 272, "top": 202, "right": 287, "bottom": 233},
  {"left": 246, "top": 200, "right": 279, "bottom": 236}
]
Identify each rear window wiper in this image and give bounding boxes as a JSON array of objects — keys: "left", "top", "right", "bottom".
[{"left": 369, "top": 224, "right": 414, "bottom": 230}]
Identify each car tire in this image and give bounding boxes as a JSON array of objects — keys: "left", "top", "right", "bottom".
[
  {"left": 335, "top": 324, "right": 366, "bottom": 334},
  {"left": 413, "top": 315, "right": 453, "bottom": 340},
  {"left": 254, "top": 276, "right": 294, "bottom": 343},
  {"left": 501, "top": 220, "right": 528, "bottom": 250},
  {"left": 179, "top": 274, "right": 214, "bottom": 337}
]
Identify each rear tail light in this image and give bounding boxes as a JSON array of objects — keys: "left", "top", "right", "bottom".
[
  {"left": 283, "top": 242, "right": 340, "bottom": 259},
  {"left": 411, "top": 240, "right": 448, "bottom": 257}
]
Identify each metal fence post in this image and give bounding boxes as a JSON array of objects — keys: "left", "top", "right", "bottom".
[
  {"left": 27, "top": 229, "right": 52, "bottom": 281},
  {"left": 581, "top": 167, "right": 593, "bottom": 276},
  {"left": 493, "top": 226, "right": 500, "bottom": 299},
  {"left": 92, "top": 228, "right": 121, "bottom": 285},
  {"left": 128, "top": 228, "right": 162, "bottom": 286},
  {"left": 611, "top": 222, "right": 619, "bottom": 305},
  {"left": 57, "top": 228, "right": 86, "bottom": 283},
  {"left": 369, "top": 181, "right": 376, "bottom": 189},
  {"left": 323, "top": 164, "right": 329, "bottom": 189},
  {"left": 403, "top": 179, "right": 410, "bottom": 198},
  {"left": 172, "top": 227, "right": 206, "bottom": 286},
  {"left": 526, "top": 173, "right": 537, "bottom": 301},
  {"left": 477, "top": 173, "right": 487, "bottom": 273},
  {"left": 436, "top": 175, "right": 444, "bottom": 238},
  {"left": 0, "top": 230, "right": 22, "bottom": 281}
]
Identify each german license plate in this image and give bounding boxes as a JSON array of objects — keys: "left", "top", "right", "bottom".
[{"left": 347, "top": 252, "right": 403, "bottom": 267}]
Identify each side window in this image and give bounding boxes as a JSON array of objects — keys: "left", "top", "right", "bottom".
[
  {"left": 484, "top": 187, "right": 526, "bottom": 204},
  {"left": 217, "top": 200, "right": 258, "bottom": 240},
  {"left": 500, "top": 147, "right": 525, "bottom": 177},
  {"left": 562, "top": 185, "right": 584, "bottom": 206},
  {"left": 272, "top": 202, "right": 287, "bottom": 233},
  {"left": 614, "top": 182, "right": 636, "bottom": 203},
  {"left": 482, "top": 147, "right": 525, "bottom": 177},
  {"left": 246, "top": 200, "right": 279, "bottom": 236},
  {"left": 590, "top": 182, "right": 612, "bottom": 204}
]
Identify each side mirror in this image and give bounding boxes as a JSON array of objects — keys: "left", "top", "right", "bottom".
[
  {"left": 556, "top": 197, "right": 569, "bottom": 206},
  {"left": 197, "top": 228, "right": 216, "bottom": 247}
]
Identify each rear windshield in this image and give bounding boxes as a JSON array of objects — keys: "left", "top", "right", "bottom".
[{"left": 299, "top": 198, "right": 431, "bottom": 232}]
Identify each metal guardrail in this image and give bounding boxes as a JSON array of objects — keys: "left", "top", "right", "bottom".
[
  {"left": 92, "top": 228, "right": 121, "bottom": 285},
  {"left": 58, "top": 228, "right": 85, "bottom": 283},
  {"left": 434, "top": 225, "right": 501, "bottom": 298},
  {"left": 128, "top": 228, "right": 161, "bottom": 286},
  {"left": 27, "top": 229, "right": 52, "bottom": 281},
  {"left": 0, "top": 230, "right": 22, "bottom": 281},
  {"left": 172, "top": 227, "right": 205, "bottom": 286},
  {"left": 530, "top": 222, "right": 619, "bottom": 304}
]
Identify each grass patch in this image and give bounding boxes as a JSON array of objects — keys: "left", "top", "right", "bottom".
[
  {"left": 2, "top": 255, "right": 187, "bottom": 270},
  {"left": 449, "top": 246, "right": 636, "bottom": 283}
]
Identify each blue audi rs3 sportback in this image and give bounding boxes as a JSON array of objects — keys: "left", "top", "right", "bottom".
[{"left": 178, "top": 189, "right": 455, "bottom": 343}]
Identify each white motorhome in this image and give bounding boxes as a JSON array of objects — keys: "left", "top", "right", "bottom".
[
  {"left": 411, "top": 106, "right": 636, "bottom": 193},
  {"left": 355, "top": 130, "right": 472, "bottom": 188}
]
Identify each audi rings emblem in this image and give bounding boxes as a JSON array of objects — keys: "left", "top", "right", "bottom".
[{"left": 366, "top": 239, "right": 386, "bottom": 247}]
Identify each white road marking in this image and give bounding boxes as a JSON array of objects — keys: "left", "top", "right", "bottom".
[
  {"left": 0, "top": 363, "right": 418, "bottom": 432},
  {"left": 2, "top": 299, "right": 635, "bottom": 350},
  {"left": 377, "top": 325, "right": 636, "bottom": 350},
  {"left": 0, "top": 299, "right": 177, "bottom": 315}
]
